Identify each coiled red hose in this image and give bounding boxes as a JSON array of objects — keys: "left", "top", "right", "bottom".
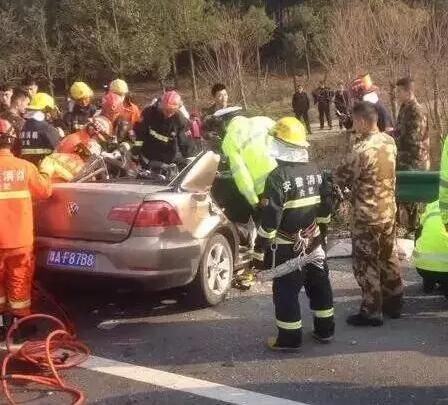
[{"left": 1, "top": 314, "right": 90, "bottom": 404}]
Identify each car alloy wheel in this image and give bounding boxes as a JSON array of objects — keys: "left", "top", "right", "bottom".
[{"left": 206, "top": 241, "right": 232, "bottom": 295}]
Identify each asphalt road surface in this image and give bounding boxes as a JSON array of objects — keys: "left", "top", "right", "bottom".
[{"left": 2, "top": 257, "right": 448, "bottom": 405}]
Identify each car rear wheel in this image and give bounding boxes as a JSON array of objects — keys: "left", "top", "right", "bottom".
[{"left": 190, "top": 233, "right": 234, "bottom": 306}]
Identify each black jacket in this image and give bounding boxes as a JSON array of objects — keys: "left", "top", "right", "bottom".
[
  {"left": 64, "top": 103, "right": 97, "bottom": 132},
  {"left": 255, "top": 159, "right": 332, "bottom": 254},
  {"left": 375, "top": 100, "right": 393, "bottom": 132},
  {"left": 20, "top": 114, "right": 60, "bottom": 165},
  {"left": 313, "top": 87, "right": 334, "bottom": 107},
  {"left": 292, "top": 91, "right": 310, "bottom": 114},
  {"left": 334, "top": 90, "right": 350, "bottom": 114},
  {"left": 134, "top": 104, "right": 189, "bottom": 165}
]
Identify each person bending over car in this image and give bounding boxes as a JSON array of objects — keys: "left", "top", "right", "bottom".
[{"left": 134, "top": 90, "right": 191, "bottom": 167}]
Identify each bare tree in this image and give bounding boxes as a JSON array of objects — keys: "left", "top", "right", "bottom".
[
  {"left": 314, "top": 0, "right": 377, "bottom": 82},
  {"left": 420, "top": 3, "right": 448, "bottom": 135},
  {"left": 0, "top": 7, "right": 28, "bottom": 82},
  {"left": 198, "top": 6, "right": 274, "bottom": 109},
  {"left": 63, "top": 0, "right": 157, "bottom": 78},
  {"left": 371, "top": 0, "right": 428, "bottom": 119}
]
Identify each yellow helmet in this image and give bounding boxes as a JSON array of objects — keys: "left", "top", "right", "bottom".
[
  {"left": 70, "top": 81, "right": 93, "bottom": 101},
  {"left": 109, "top": 79, "right": 129, "bottom": 96},
  {"left": 271, "top": 117, "right": 308, "bottom": 147},
  {"left": 28, "top": 92, "right": 56, "bottom": 111}
]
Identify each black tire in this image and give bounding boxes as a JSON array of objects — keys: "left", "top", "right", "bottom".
[{"left": 189, "top": 233, "right": 234, "bottom": 307}]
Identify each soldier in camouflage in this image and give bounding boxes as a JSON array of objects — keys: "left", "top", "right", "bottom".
[
  {"left": 395, "top": 77, "right": 430, "bottom": 235},
  {"left": 334, "top": 101, "right": 404, "bottom": 326}
]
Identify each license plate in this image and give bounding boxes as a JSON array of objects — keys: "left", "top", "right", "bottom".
[{"left": 47, "top": 250, "right": 96, "bottom": 269}]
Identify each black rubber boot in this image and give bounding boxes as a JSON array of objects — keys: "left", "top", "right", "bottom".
[
  {"left": 383, "top": 295, "right": 404, "bottom": 319},
  {"left": 346, "top": 312, "right": 383, "bottom": 327},
  {"left": 312, "top": 316, "right": 335, "bottom": 344},
  {"left": 267, "top": 329, "right": 302, "bottom": 352}
]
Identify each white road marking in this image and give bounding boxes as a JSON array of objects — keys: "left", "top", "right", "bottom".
[
  {"left": 82, "top": 355, "right": 311, "bottom": 405},
  {"left": 97, "top": 312, "right": 239, "bottom": 330}
]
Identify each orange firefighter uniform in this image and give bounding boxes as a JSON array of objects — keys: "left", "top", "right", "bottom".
[
  {"left": 0, "top": 149, "right": 52, "bottom": 316},
  {"left": 120, "top": 102, "right": 141, "bottom": 126},
  {"left": 39, "top": 152, "right": 85, "bottom": 182},
  {"left": 56, "top": 129, "right": 91, "bottom": 154}
]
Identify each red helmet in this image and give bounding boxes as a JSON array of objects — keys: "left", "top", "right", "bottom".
[
  {"left": 101, "top": 92, "right": 123, "bottom": 123},
  {"left": 0, "top": 119, "right": 15, "bottom": 144},
  {"left": 161, "top": 91, "right": 182, "bottom": 117}
]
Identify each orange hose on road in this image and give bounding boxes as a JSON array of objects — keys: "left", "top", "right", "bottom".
[{"left": 1, "top": 314, "right": 90, "bottom": 405}]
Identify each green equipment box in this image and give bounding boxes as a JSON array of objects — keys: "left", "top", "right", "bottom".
[{"left": 396, "top": 171, "right": 439, "bottom": 203}]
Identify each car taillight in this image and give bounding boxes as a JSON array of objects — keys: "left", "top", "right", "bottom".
[
  {"left": 107, "top": 203, "right": 140, "bottom": 225},
  {"left": 134, "top": 201, "right": 182, "bottom": 228}
]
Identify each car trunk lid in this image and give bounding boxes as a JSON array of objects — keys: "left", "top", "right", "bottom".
[{"left": 36, "top": 182, "right": 168, "bottom": 242}]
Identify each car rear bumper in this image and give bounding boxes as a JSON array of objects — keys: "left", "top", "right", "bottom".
[{"left": 36, "top": 236, "right": 204, "bottom": 291}]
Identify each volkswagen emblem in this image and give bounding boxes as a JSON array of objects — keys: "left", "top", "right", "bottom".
[{"left": 67, "top": 202, "right": 79, "bottom": 217}]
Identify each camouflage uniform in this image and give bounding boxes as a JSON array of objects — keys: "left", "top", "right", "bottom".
[
  {"left": 396, "top": 98, "right": 430, "bottom": 233},
  {"left": 334, "top": 131, "right": 403, "bottom": 317}
]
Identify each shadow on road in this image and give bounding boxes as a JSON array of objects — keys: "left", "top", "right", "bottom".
[{"left": 90, "top": 381, "right": 448, "bottom": 405}]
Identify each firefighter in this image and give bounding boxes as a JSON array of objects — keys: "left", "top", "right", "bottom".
[
  {"left": 20, "top": 93, "right": 61, "bottom": 165},
  {"left": 56, "top": 115, "right": 113, "bottom": 155},
  {"left": 64, "top": 81, "right": 97, "bottom": 132},
  {"left": 108, "top": 78, "right": 141, "bottom": 126},
  {"left": 109, "top": 78, "right": 129, "bottom": 102},
  {"left": 39, "top": 116, "right": 114, "bottom": 183},
  {"left": 134, "top": 90, "right": 191, "bottom": 166},
  {"left": 0, "top": 119, "right": 52, "bottom": 334},
  {"left": 253, "top": 117, "right": 334, "bottom": 351}
]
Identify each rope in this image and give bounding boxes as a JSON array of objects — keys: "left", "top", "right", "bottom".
[{"left": 1, "top": 285, "right": 90, "bottom": 404}]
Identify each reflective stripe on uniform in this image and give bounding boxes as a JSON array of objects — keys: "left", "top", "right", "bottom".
[
  {"left": 314, "top": 308, "right": 334, "bottom": 318},
  {"left": 21, "top": 148, "right": 53, "bottom": 155},
  {"left": 316, "top": 214, "right": 331, "bottom": 224},
  {"left": 0, "top": 190, "right": 31, "bottom": 200},
  {"left": 257, "top": 226, "right": 276, "bottom": 239},
  {"left": 283, "top": 195, "right": 321, "bottom": 210},
  {"left": 150, "top": 130, "right": 170, "bottom": 143},
  {"left": 275, "top": 236, "right": 294, "bottom": 245},
  {"left": 134, "top": 141, "right": 144, "bottom": 147},
  {"left": 276, "top": 319, "right": 302, "bottom": 330},
  {"left": 9, "top": 299, "right": 31, "bottom": 309}
]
